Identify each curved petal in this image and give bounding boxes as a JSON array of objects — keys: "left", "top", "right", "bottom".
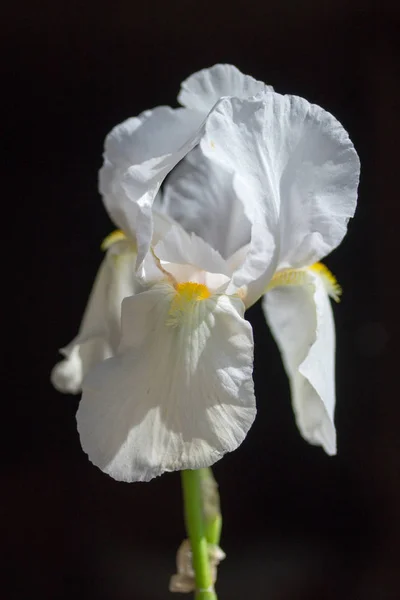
[
  {"left": 52, "top": 347, "right": 83, "bottom": 394},
  {"left": 162, "top": 147, "right": 251, "bottom": 259},
  {"left": 201, "top": 94, "right": 359, "bottom": 271},
  {"left": 51, "top": 339, "right": 112, "bottom": 395},
  {"left": 152, "top": 208, "right": 175, "bottom": 243},
  {"left": 99, "top": 107, "right": 204, "bottom": 270},
  {"left": 104, "top": 241, "right": 139, "bottom": 350},
  {"left": 51, "top": 242, "right": 138, "bottom": 394},
  {"left": 178, "top": 64, "right": 273, "bottom": 113},
  {"left": 199, "top": 97, "right": 281, "bottom": 301},
  {"left": 77, "top": 285, "right": 256, "bottom": 482},
  {"left": 262, "top": 271, "right": 337, "bottom": 455},
  {"left": 140, "top": 223, "right": 232, "bottom": 293},
  {"left": 155, "top": 223, "right": 229, "bottom": 276}
]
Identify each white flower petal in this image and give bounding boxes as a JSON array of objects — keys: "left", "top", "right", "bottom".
[
  {"left": 145, "top": 221, "right": 236, "bottom": 294},
  {"left": 51, "top": 339, "right": 112, "bottom": 395},
  {"left": 201, "top": 94, "right": 359, "bottom": 270},
  {"left": 152, "top": 208, "right": 175, "bottom": 243},
  {"left": 104, "top": 241, "right": 139, "bottom": 350},
  {"left": 199, "top": 98, "right": 282, "bottom": 301},
  {"left": 162, "top": 147, "right": 251, "bottom": 259},
  {"left": 51, "top": 257, "right": 111, "bottom": 394},
  {"left": 155, "top": 223, "right": 229, "bottom": 276},
  {"left": 178, "top": 64, "right": 273, "bottom": 113},
  {"left": 72, "top": 256, "right": 111, "bottom": 342},
  {"left": 226, "top": 243, "right": 250, "bottom": 274},
  {"left": 140, "top": 221, "right": 232, "bottom": 292},
  {"left": 51, "top": 242, "right": 138, "bottom": 394},
  {"left": 77, "top": 284, "right": 256, "bottom": 482},
  {"left": 51, "top": 346, "right": 83, "bottom": 394},
  {"left": 99, "top": 106, "right": 204, "bottom": 269},
  {"left": 234, "top": 219, "right": 277, "bottom": 308},
  {"left": 262, "top": 271, "right": 337, "bottom": 455}
]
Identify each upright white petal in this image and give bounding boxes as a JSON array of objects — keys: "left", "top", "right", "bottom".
[
  {"left": 152, "top": 207, "right": 176, "bottom": 243},
  {"left": 77, "top": 284, "right": 256, "bottom": 482},
  {"left": 162, "top": 147, "right": 251, "bottom": 259},
  {"left": 51, "top": 241, "right": 137, "bottom": 394},
  {"left": 178, "top": 64, "right": 273, "bottom": 113},
  {"left": 99, "top": 107, "right": 204, "bottom": 270},
  {"left": 262, "top": 272, "right": 336, "bottom": 455},
  {"left": 162, "top": 148, "right": 266, "bottom": 306},
  {"left": 201, "top": 94, "right": 359, "bottom": 270}
]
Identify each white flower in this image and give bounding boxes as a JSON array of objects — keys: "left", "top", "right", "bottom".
[{"left": 52, "top": 64, "right": 360, "bottom": 482}]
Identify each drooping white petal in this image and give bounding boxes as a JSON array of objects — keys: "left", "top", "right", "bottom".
[
  {"left": 262, "top": 271, "right": 337, "bottom": 455},
  {"left": 99, "top": 107, "right": 204, "bottom": 270},
  {"left": 178, "top": 64, "right": 273, "bottom": 113},
  {"left": 52, "top": 346, "right": 83, "bottom": 394},
  {"left": 162, "top": 147, "right": 251, "bottom": 259},
  {"left": 51, "top": 257, "right": 111, "bottom": 394},
  {"left": 51, "top": 241, "right": 137, "bottom": 394},
  {"left": 51, "top": 341, "right": 111, "bottom": 395},
  {"left": 103, "top": 241, "right": 139, "bottom": 351},
  {"left": 201, "top": 94, "right": 359, "bottom": 270},
  {"left": 77, "top": 284, "right": 256, "bottom": 482}
]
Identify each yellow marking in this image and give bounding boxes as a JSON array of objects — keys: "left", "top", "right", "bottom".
[
  {"left": 101, "top": 229, "right": 127, "bottom": 251},
  {"left": 267, "top": 262, "right": 342, "bottom": 303},
  {"left": 175, "top": 282, "right": 210, "bottom": 301},
  {"left": 167, "top": 282, "right": 211, "bottom": 327},
  {"left": 267, "top": 268, "right": 308, "bottom": 290},
  {"left": 309, "top": 262, "right": 342, "bottom": 302},
  {"left": 210, "top": 141, "right": 216, "bottom": 149}
]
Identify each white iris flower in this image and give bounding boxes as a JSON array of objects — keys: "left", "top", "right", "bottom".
[{"left": 52, "top": 64, "right": 359, "bottom": 482}]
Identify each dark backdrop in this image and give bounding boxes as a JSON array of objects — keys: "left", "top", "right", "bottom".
[{"left": 3, "top": 2, "right": 399, "bottom": 599}]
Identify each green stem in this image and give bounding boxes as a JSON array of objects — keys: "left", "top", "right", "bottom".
[{"left": 181, "top": 470, "right": 217, "bottom": 600}]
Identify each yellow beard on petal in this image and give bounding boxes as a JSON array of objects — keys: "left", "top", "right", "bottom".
[
  {"left": 267, "top": 268, "right": 308, "bottom": 290},
  {"left": 308, "top": 263, "right": 342, "bottom": 302},
  {"left": 267, "top": 262, "right": 342, "bottom": 303},
  {"left": 175, "top": 282, "right": 211, "bottom": 301},
  {"left": 101, "top": 229, "right": 127, "bottom": 250},
  {"left": 167, "top": 282, "right": 211, "bottom": 327},
  {"left": 101, "top": 230, "right": 137, "bottom": 268}
]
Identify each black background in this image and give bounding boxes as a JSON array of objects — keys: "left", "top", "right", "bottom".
[{"left": 3, "top": 1, "right": 400, "bottom": 599}]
